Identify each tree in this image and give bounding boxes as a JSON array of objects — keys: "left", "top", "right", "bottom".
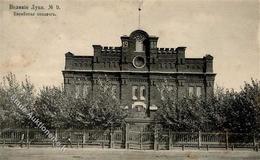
[
  {"left": 34, "top": 86, "right": 67, "bottom": 129},
  {"left": 201, "top": 87, "right": 236, "bottom": 132},
  {"left": 0, "top": 73, "right": 36, "bottom": 128},
  {"left": 155, "top": 80, "right": 206, "bottom": 132},
  {"left": 34, "top": 76, "right": 128, "bottom": 129},
  {"left": 156, "top": 78, "right": 260, "bottom": 133},
  {"left": 87, "top": 77, "right": 127, "bottom": 128},
  {"left": 223, "top": 79, "right": 260, "bottom": 133}
]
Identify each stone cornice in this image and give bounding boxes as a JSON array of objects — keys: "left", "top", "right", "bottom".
[{"left": 62, "top": 69, "right": 216, "bottom": 76}]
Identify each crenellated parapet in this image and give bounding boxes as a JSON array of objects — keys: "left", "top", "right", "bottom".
[
  {"left": 101, "top": 46, "right": 122, "bottom": 54},
  {"left": 93, "top": 45, "right": 121, "bottom": 54},
  {"left": 157, "top": 48, "right": 175, "bottom": 54}
]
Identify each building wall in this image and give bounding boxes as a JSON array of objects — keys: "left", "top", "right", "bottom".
[{"left": 63, "top": 30, "right": 216, "bottom": 120}]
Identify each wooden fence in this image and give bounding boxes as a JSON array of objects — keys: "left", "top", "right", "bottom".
[{"left": 0, "top": 127, "right": 259, "bottom": 151}]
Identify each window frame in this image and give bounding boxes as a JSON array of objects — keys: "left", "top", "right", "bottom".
[{"left": 132, "top": 86, "right": 138, "bottom": 100}]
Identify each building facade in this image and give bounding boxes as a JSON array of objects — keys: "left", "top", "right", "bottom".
[{"left": 63, "top": 30, "right": 216, "bottom": 121}]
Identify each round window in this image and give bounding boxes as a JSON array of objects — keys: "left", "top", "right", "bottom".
[{"left": 133, "top": 56, "right": 146, "bottom": 68}]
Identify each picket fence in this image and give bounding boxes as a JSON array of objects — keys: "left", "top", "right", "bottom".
[{"left": 0, "top": 127, "right": 259, "bottom": 151}]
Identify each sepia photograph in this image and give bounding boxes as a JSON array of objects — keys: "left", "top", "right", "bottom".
[{"left": 0, "top": 0, "right": 259, "bottom": 159}]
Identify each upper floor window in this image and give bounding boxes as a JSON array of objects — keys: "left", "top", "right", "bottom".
[
  {"left": 132, "top": 86, "right": 146, "bottom": 100},
  {"left": 75, "top": 85, "right": 80, "bottom": 98},
  {"left": 140, "top": 86, "right": 146, "bottom": 100},
  {"left": 196, "top": 87, "right": 202, "bottom": 97},
  {"left": 150, "top": 41, "right": 157, "bottom": 49},
  {"left": 82, "top": 85, "right": 89, "bottom": 97},
  {"left": 188, "top": 86, "right": 194, "bottom": 97},
  {"left": 132, "top": 86, "right": 138, "bottom": 100},
  {"left": 112, "top": 85, "right": 117, "bottom": 99}
]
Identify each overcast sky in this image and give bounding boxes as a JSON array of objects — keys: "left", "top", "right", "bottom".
[{"left": 0, "top": 0, "right": 259, "bottom": 91}]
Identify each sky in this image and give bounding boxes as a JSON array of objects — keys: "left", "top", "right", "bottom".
[{"left": 0, "top": 0, "right": 259, "bottom": 91}]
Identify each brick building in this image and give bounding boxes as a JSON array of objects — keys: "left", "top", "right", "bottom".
[{"left": 63, "top": 30, "right": 216, "bottom": 122}]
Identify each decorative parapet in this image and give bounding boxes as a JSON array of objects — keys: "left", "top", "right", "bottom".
[
  {"left": 101, "top": 46, "right": 121, "bottom": 54},
  {"left": 157, "top": 48, "right": 175, "bottom": 54}
]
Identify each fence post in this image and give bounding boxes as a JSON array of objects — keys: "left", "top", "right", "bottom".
[
  {"left": 82, "top": 129, "right": 85, "bottom": 148},
  {"left": 102, "top": 142, "right": 105, "bottom": 149},
  {"left": 55, "top": 129, "right": 58, "bottom": 147},
  {"left": 0, "top": 129, "right": 5, "bottom": 148},
  {"left": 168, "top": 129, "right": 172, "bottom": 150},
  {"left": 26, "top": 127, "right": 29, "bottom": 148},
  {"left": 1, "top": 129, "right": 4, "bottom": 148},
  {"left": 198, "top": 131, "right": 201, "bottom": 149},
  {"left": 140, "top": 129, "right": 143, "bottom": 150},
  {"left": 109, "top": 127, "right": 114, "bottom": 148},
  {"left": 253, "top": 133, "right": 256, "bottom": 150},
  {"left": 27, "top": 141, "right": 30, "bottom": 149},
  {"left": 125, "top": 123, "right": 129, "bottom": 149},
  {"left": 153, "top": 126, "right": 158, "bottom": 151},
  {"left": 0, "top": 128, "right": 1, "bottom": 140},
  {"left": 225, "top": 131, "right": 229, "bottom": 150},
  {"left": 11, "top": 131, "right": 14, "bottom": 144}
]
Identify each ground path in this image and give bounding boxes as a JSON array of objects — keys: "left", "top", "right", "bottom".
[{"left": 0, "top": 148, "right": 260, "bottom": 160}]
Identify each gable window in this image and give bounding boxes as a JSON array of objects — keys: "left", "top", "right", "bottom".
[{"left": 135, "top": 40, "right": 144, "bottom": 52}]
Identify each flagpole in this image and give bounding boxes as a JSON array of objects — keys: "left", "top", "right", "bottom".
[
  {"left": 138, "top": 0, "right": 143, "bottom": 29},
  {"left": 138, "top": 7, "right": 141, "bottom": 29}
]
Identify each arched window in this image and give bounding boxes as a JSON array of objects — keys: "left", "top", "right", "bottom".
[
  {"left": 133, "top": 34, "right": 146, "bottom": 52},
  {"left": 135, "top": 40, "right": 144, "bottom": 52}
]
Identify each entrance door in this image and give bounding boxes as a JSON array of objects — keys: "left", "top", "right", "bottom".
[{"left": 131, "top": 102, "right": 146, "bottom": 118}]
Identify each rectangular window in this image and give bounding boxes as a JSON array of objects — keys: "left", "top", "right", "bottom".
[
  {"left": 82, "top": 85, "right": 89, "bottom": 97},
  {"left": 150, "top": 41, "right": 157, "bottom": 49},
  {"left": 140, "top": 86, "right": 146, "bottom": 100},
  {"left": 150, "top": 41, "right": 156, "bottom": 48},
  {"left": 188, "top": 86, "right": 194, "bottom": 97},
  {"left": 65, "top": 78, "right": 70, "bottom": 84},
  {"left": 196, "top": 87, "right": 202, "bottom": 97},
  {"left": 75, "top": 85, "right": 80, "bottom": 98},
  {"left": 112, "top": 85, "right": 117, "bottom": 99},
  {"left": 150, "top": 42, "right": 153, "bottom": 48},
  {"left": 132, "top": 86, "right": 138, "bottom": 100}
]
